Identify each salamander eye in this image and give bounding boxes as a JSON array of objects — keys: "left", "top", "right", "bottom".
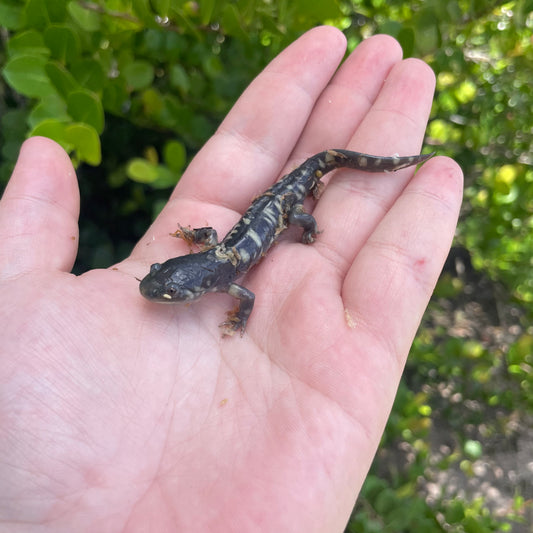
[
  {"left": 150, "top": 263, "right": 162, "bottom": 274},
  {"left": 161, "top": 285, "right": 179, "bottom": 301}
]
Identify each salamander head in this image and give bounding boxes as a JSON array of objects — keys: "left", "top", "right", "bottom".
[
  {"left": 139, "top": 256, "right": 210, "bottom": 303},
  {"left": 139, "top": 252, "right": 235, "bottom": 304}
]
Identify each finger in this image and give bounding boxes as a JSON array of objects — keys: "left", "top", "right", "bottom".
[
  {"left": 159, "top": 26, "right": 347, "bottom": 219},
  {"left": 345, "top": 156, "right": 463, "bottom": 364},
  {"left": 132, "top": 26, "right": 348, "bottom": 262},
  {"left": 293, "top": 34, "right": 404, "bottom": 154},
  {"left": 312, "top": 58, "right": 436, "bottom": 270},
  {"left": 0, "top": 137, "right": 79, "bottom": 279}
]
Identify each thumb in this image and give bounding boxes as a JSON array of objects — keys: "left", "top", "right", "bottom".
[{"left": 0, "top": 137, "right": 80, "bottom": 279}]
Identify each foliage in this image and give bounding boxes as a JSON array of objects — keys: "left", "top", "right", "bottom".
[
  {"left": 1, "top": 0, "right": 346, "bottom": 268},
  {"left": 343, "top": 1, "right": 533, "bottom": 307},
  {"left": 1, "top": 0, "right": 532, "bottom": 531},
  {"left": 348, "top": 474, "right": 518, "bottom": 533}
]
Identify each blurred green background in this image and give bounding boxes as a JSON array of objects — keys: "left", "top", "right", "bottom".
[{"left": 1, "top": 0, "right": 532, "bottom": 530}]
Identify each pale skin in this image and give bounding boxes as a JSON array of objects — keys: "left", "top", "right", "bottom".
[{"left": 0, "top": 27, "right": 462, "bottom": 533}]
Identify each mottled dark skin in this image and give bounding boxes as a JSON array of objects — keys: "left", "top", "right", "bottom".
[{"left": 139, "top": 149, "right": 434, "bottom": 335}]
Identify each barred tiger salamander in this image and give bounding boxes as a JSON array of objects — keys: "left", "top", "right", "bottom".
[{"left": 139, "top": 149, "right": 434, "bottom": 335}]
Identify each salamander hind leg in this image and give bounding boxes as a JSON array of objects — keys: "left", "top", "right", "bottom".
[
  {"left": 289, "top": 204, "right": 319, "bottom": 244},
  {"left": 219, "top": 283, "right": 255, "bottom": 336},
  {"left": 171, "top": 225, "right": 219, "bottom": 250}
]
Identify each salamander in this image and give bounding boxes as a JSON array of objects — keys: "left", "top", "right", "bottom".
[{"left": 139, "top": 149, "right": 434, "bottom": 336}]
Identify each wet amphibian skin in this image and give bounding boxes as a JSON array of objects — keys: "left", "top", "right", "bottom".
[{"left": 139, "top": 149, "right": 434, "bottom": 336}]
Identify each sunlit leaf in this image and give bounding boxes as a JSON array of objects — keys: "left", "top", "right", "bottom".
[
  {"left": 127, "top": 158, "right": 159, "bottom": 183},
  {"left": 2, "top": 54, "right": 55, "bottom": 98},
  {"left": 65, "top": 123, "right": 101, "bottom": 165},
  {"left": 126, "top": 157, "right": 179, "bottom": 188},
  {"left": 29, "top": 118, "right": 71, "bottom": 150},
  {"left": 454, "top": 79, "right": 477, "bottom": 104},
  {"left": 31, "top": 120, "right": 101, "bottom": 166},
  {"left": 463, "top": 440, "right": 483, "bottom": 460}
]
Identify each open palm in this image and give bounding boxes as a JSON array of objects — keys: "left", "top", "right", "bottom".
[{"left": 0, "top": 27, "right": 462, "bottom": 532}]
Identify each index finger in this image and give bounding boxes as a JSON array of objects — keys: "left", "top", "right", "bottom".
[
  {"left": 169, "top": 26, "right": 347, "bottom": 214},
  {"left": 132, "top": 26, "right": 349, "bottom": 260}
]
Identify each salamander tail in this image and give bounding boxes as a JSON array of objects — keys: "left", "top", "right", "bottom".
[{"left": 324, "top": 149, "right": 435, "bottom": 173}]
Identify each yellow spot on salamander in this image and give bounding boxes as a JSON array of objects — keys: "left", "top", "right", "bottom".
[
  {"left": 325, "top": 150, "right": 337, "bottom": 163},
  {"left": 247, "top": 229, "right": 263, "bottom": 248},
  {"left": 215, "top": 245, "right": 240, "bottom": 266},
  {"left": 238, "top": 248, "right": 250, "bottom": 263},
  {"left": 163, "top": 293, "right": 173, "bottom": 300}
]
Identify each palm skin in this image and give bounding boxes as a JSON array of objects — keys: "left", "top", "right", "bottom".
[{"left": 0, "top": 27, "right": 462, "bottom": 533}]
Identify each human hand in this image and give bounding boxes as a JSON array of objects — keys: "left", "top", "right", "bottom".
[{"left": 0, "top": 26, "right": 462, "bottom": 532}]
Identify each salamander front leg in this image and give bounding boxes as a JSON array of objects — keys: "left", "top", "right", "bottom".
[
  {"left": 171, "top": 225, "right": 219, "bottom": 250},
  {"left": 219, "top": 283, "right": 255, "bottom": 336},
  {"left": 289, "top": 204, "right": 320, "bottom": 244}
]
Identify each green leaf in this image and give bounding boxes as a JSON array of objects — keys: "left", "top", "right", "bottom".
[
  {"left": 397, "top": 27, "right": 415, "bottom": 57},
  {"left": 126, "top": 158, "right": 179, "bottom": 188},
  {"left": 414, "top": 9, "right": 442, "bottom": 54},
  {"left": 126, "top": 158, "right": 159, "bottom": 183},
  {"left": 0, "top": 0, "right": 23, "bottom": 29},
  {"left": 152, "top": 0, "right": 170, "bottom": 17},
  {"left": 65, "top": 123, "right": 101, "bottom": 166},
  {"left": 163, "top": 140, "right": 186, "bottom": 172},
  {"left": 132, "top": 0, "right": 160, "bottom": 28},
  {"left": 29, "top": 119, "right": 71, "bottom": 150},
  {"left": 221, "top": 4, "right": 248, "bottom": 40},
  {"left": 2, "top": 55, "right": 55, "bottom": 98},
  {"left": 464, "top": 440, "right": 482, "bottom": 460},
  {"left": 45, "top": 61, "right": 80, "bottom": 99},
  {"left": 24, "top": 0, "right": 67, "bottom": 30},
  {"left": 71, "top": 59, "right": 105, "bottom": 92},
  {"left": 67, "top": 90, "right": 105, "bottom": 134},
  {"left": 28, "top": 94, "right": 69, "bottom": 129},
  {"left": 30, "top": 120, "right": 101, "bottom": 166},
  {"left": 200, "top": 0, "right": 216, "bottom": 25},
  {"left": 508, "top": 334, "right": 533, "bottom": 365},
  {"left": 122, "top": 60, "right": 154, "bottom": 90},
  {"left": 7, "top": 29, "right": 49, "bottom": 58},
  {"left": 454, "top": 79, "right": 477, "bottom": 104},
  {"left": 44, "top": 24, "right": 81, "bottom": 63},
  {"left": 67, "top": 1, "right": 100, "bottom": 31}
]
